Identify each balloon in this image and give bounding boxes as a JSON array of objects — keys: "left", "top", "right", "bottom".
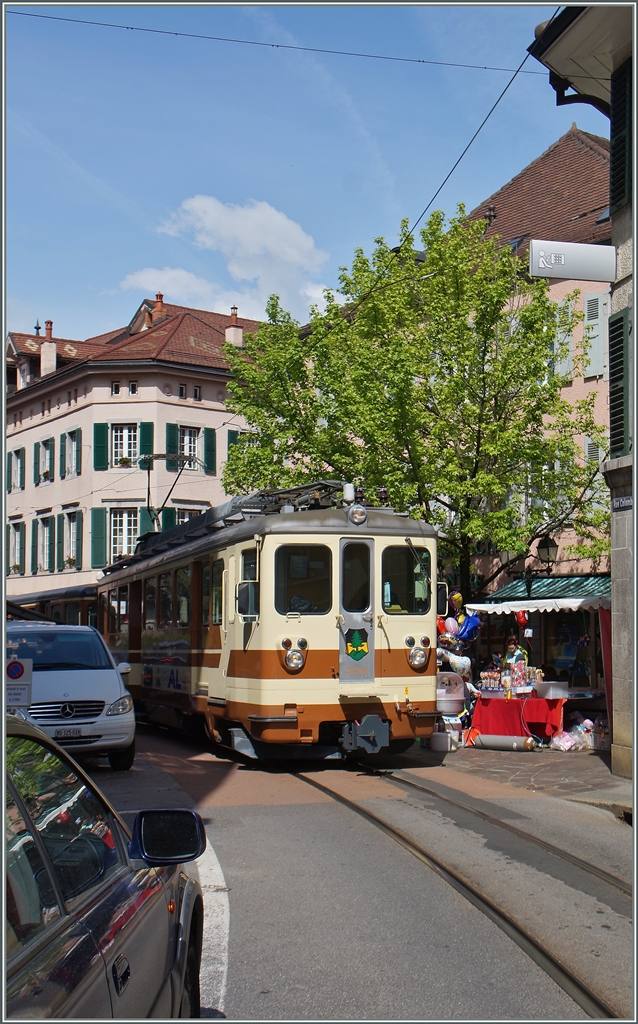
[
  {"left": 457, "top": 613, "right": 481, "bottom": 643},
  {"left": 437, "top": 617, "right": 447, "bottom": 635},
  {"left": 457, "top": 612, "right": 466, "bottom": 626},
  {"left": 439, "top": 632, "right": 462, "bottom": 652},
  {"left": 449, "top": 591, "right": 464, "bottom": 612},
  {"left": 444, "top": 617, "right": 459, "bottom": 634},
  {"left": 515, "top": 610, "right": 529, "bottom": 627}
]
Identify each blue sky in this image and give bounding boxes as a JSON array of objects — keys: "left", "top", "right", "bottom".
[{"left": 6, "top": 4, "right": 610, "bottom": 339}]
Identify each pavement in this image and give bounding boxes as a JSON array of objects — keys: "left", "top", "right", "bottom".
[{"left": 377, "top": 743, "right": 633, "bottom": 820}]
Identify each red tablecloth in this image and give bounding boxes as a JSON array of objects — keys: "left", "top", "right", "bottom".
[{"left": 472, "top": 697, "right": 565, "bottom": 739}]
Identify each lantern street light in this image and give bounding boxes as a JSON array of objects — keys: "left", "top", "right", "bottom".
[{"left": 506, "top": 536, "right": 558, "bottom": 597}]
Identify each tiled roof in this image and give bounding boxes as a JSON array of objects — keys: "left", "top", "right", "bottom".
[
  {"left": 8, "top": 332, "right": 84, "bottom": 356},
  {"left": 90, "top": 312, "right": 238, "bottom": 369},
  {"left": 148, "top": 300, "right": 261, "bottom": 337},
  {"left": 84, "top": 326, "right": 129, "bottom": 345},
  {"left": 469, "top": 124, "right": 611, "bottom": 252},
  {"left": 485, "top": 574, "right": 611, "bottom": 602}
]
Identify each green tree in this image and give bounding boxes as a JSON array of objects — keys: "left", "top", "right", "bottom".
[{"left": 223, "top": 207, "right": 609, "bottom": 601}]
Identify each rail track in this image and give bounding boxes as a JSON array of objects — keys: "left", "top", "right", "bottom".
[{"left": 297, "top": 770, "right": 626, "bottom": 1019}]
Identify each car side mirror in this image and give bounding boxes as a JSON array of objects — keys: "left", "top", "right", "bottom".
[
  {"left": 237, "top": 581, "right": 259, "bottom": 617},
  {"left": 436, "top": 583, "right": 449, "bottom": 617},
  {"left": 128, "top": 809, "right": 206, "bottom": 865},
  {"left": 117, "top": 662, "right": 131, "bottom": 674}
]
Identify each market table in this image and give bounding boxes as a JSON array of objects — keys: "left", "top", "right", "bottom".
[{"left": 472, "top": 696, "right": 565, "bottom": 739}]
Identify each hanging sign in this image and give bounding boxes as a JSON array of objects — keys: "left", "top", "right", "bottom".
[{"left": 529, "top": 240, "right": 616, "bottom": 282}]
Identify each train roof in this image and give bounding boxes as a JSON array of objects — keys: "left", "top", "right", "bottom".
[{"left": 99, "top": 481, "right": 438, "bottom": 581}]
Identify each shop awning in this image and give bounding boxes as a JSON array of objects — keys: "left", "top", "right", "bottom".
[{"left": 466, "top": 574, "right": 611, "bottom": 615}]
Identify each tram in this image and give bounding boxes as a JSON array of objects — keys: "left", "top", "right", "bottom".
[{"left": 96, "top": 482, "right": 446, "bottom": 760}]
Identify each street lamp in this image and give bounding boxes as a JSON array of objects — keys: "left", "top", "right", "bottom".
[{"left": 506, "top": 536, "right": 558, "bottom": 597}]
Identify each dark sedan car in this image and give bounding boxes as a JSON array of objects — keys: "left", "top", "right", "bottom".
[{"left": 6, "top": 715, "right": 206, "bottom": 1018}]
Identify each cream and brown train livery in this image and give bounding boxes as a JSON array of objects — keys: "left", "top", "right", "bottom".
[{"left": 97, "top": 482, "right": 445, "bottom": 760}]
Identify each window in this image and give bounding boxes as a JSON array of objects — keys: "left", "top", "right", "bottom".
[
  {"left": 342, "top": 543, "right": 370, "bottom": 612},
  {"left": 7, "top": 448, "right": 25, "bottom": 492},
  {"left": 39, "top": 438, "right": 54, "bottom": 482},
  {"left": 193, "top": 386, "right": 201, "bottom": 401},
  {"left": 118, "top": 586, "right": 129, "bottom": 635},
  {"left": 179, "top": 426, "right": 200, "bottom": 469},
  {"left": 176, "top": 567, "right": 190, "bottom": 627},
  {"left": 212, "top": 559, "right": 223, "bottom": 625},
  {"left": 112, "top": 424, "right": 138, "bottom": 467},
  {"left": 61, "top": 429, "right": 81, "bottom": 478},
  {"left": 159, "top": 573, "right": 173, "bottom": 627},
  {"left": 144, "top": 577, "right": 156, "bottom": 631},
  {"left": 64, "top": 511, "right": 78, "bottom": 567},
  {"left": 111, "top": 381, "right": 120, "bottom": 396},
  {"left": 382, "top": 546, "right": 431, "bottom": 615},
  {"left": 8, "top": 523, "right": 25, "bottom": 575},
  {"left": 179, "top": 383, "right": 187, "bottom": 399},
  {"left": 6, "top": 785, "right": 61, "bottom": 956},
  {"left": 39, "top": 517, "right": 54, "bottom": 573},
  {"left": 110, "top": 508, "right": 138, "bottom": 561},
  {"left": 7, "top": 736, "right": 124, "bottom": 906},
  {"left": 275, "top": 545, "right": 332, "bottom": 615},
  {"left": 5, "top": 630, "right": 112, "bottom": 670},
  {"left": 201, "top": 564, "right": 211, "bottom": 627},
  {"left": 176, "top": 508, "right": 203, "bottom": 524},
  {"left": 129, "top": 381, "right": 138, "bottom": 396}
]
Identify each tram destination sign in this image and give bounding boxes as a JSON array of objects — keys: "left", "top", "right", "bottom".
[
  {"left": 6, "top": 658, "right": 33, "bottom": 709},
  {"left": 529, "top": 239, "right": 616, "bottom": 282}
]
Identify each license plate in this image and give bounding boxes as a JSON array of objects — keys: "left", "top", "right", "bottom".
[{"left": 55, "top": 728, "right": 82, "bottom": 739}]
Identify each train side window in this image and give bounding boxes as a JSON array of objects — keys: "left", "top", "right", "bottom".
[
  {"left": 108, "top": 590, "right": 117, "bottom": 634},
  {"left": 51, "top": 604, "right": 64, "bottom": 623},
  {"left": 118, "top": 586, "right": 129, "bottom": 634},
  {"left": 144, "top": 578, "right": 156, "bottom": 630},
  {"left": 65, "top": 602, "right": 80, "bottom": 625},
  {"left": 159, "top": 573, "right": 173, "bottom": 628},
  {"left": 201, "top": 564, "right": 211, "bottom": 627},
  {"left": 176, "top": 567, "right": 190, "bottom": 627},
  {"left": 275, "top": 545, "right": 332, "bottom": 615},
  {"left": 342, "top": 543, "right": 370, "bottom": 612},
  {"left": 99, "top": 593, "right": 107, "bottom": 633},
  {"left": 212, "top": 559, "right": 223, "bottom": 625},
  {"left": 88, "top": 604, "right": 97, "bottom": 628},
  {"left": 382, "top": 546, "right": 431, "bottom": 615}
]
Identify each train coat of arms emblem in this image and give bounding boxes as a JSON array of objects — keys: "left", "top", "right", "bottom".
[{"left": 345, "top": 628, "right": 369, "bottom": 661}]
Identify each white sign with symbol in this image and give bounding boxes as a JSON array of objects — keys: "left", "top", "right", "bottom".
[
  {"left": 6, "top": 659, "right": 33, "bottom": 709},
  {"left": 529, "top": 239, "right": 616, "bottom": 282}
]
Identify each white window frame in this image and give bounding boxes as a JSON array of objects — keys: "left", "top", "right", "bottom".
[
  {"left": 193, "top": 385, "right": 201, "bottom": 402},
  {"left": 11, "top": 450, "right": 23, "bottom": 491},
  {"left": 111, "top": 424, "right": 138, "bottom": 467},
  {"left": 66, "top": 430, "right": 78, "bottom": 478},
  {"left": 65, "top": 512, "right": 78, "bottom": 566},
  {"left": 9, "top": 524, "right": 22, "bottom": 572},
  {"left": 176, "top": 508, "right": 204, "bottom": 525},
  {"left": 110, "top": 508, "right": 139, "bottom": 562},
  {"left": 111, "top": 381, "right": 121, "bottom": 396},
  {"left": 40, "top": 439, "right": 54, "bottom": 482},
  {"left": 38, "top": 517, "right": 53, "bottom": 573},
  {"left": 129, "top": 381, "right": 138, "bottom": 396},
  {"left": 178, "top": 383, "right": 187, "bottom": 400},
  {"left": 178, "top": 426, "right": 200, "bottom": 470}
]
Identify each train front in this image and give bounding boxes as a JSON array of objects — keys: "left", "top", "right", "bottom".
[{"left": 210, "top": 500, "right": 440, "bottom": 759}]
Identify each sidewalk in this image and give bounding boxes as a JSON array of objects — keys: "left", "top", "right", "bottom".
[{"left": 382, "top": 744, "right": 633, "bottom": 819}]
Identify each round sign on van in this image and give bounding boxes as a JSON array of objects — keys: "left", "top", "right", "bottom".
[{"left": 6, "top": 659, "right": 33, "bottom": 709}]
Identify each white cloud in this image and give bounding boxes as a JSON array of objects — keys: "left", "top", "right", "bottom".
[
  {"left": 152, "top": 195, "right": 329, "bottom": 320},
  {"left": 120, "top": 267, "right": 217, "bottom": 306}
]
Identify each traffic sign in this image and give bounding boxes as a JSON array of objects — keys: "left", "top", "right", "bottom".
[{"left": 6, "top": 659, "right": 33, "bottom": 709}]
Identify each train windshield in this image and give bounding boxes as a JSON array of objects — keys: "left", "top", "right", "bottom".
[
  {"left": 275, "top": 545, "right": 332, "bottom": 615},
  {"left": 382, "top": 546, "right": 431, "bottom": 614}
]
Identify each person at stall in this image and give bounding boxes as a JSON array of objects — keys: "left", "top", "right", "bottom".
[{"left": 503, "top": 635, "right": 528, "bottom": 665}]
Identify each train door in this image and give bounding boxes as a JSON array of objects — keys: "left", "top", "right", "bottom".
[{"left": 339, "top": 539, "right": 374, "bottom": 684}]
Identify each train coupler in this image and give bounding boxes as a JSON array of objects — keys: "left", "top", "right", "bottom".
[{"left": 341, "top": 715, "right": 390, "bottom": 754}]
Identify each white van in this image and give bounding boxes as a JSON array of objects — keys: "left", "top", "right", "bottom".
[{"left": 5, "top": 623, "right": 136, "bottom": 770}]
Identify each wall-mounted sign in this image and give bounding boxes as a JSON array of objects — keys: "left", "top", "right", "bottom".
[
  {"left": 529, "top": 240, "right": 616, "bottom": 282},
  {"left": 612, "top": 496, "right": 633, "bottom": 512}
]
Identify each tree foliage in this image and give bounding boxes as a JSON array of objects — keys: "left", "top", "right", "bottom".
[{"left": 222, "top": 207, "right": 610, "bottom": 599}]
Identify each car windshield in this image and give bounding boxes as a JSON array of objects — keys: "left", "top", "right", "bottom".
[{"left": 6, "top": 631, "right": 112, "bottom": 671}]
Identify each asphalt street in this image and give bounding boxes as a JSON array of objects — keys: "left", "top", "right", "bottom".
[{"left": 90, "top": 727, "right": 598, "bottom": 1021}]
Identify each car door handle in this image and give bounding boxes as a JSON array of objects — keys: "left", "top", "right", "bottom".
[{"left": 112, "top": 955, "right": 130, "bottom": 995}]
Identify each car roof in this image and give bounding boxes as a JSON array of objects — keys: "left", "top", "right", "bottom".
[{"left": 6, "top": 622, "right": 96, "bottom": 633}]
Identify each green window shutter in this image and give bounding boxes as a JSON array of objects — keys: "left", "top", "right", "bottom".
[
  {"left": 48, "top": 518, "right": 55, "bottom": 573},
  {"left": 204, "top": 427, "right": 217, "bottom": 475},
  {"left": 610, "top": 58, "right": 632, "bottom": 214},
  {"left": 18, "top": 448, "right": 25, "bottom": 490},
  {"left": 56, "top": 514, "right": 65, "bottom": 571},
  {"left": 48, "top": 438, "right": 55, "bottom": 483},
  {"left": 6, "top": 525, "right": 10, "bottom": 573},
  {"left": 228, "top": 429, "right": 240, "bottom": 450},
  {"left": 75, "top": 428, "right": 82, "bottom": 475},
  {"left": 609, "top": 308, "right": 631, "bottom": 458},
  {"left": 139, "top": 421, "right": 154, "bottom": 470},
  {"left": 91, "top": 507, "right": 108, "bottom": 568},
  {"left": 75, "top": 510, "right": 83, "bottom": 570},
  {"left": 6, "top": 452, "right": 12, "bottom": 493},
  {"left": 33, "top": 442, "right": 40, "bottom": 486},
  {"left": 166, "top": 423, "right": 179, "bottom": 471},
  {"left": 162, "top": 507, "right": 177, "bottom": 531},
  {"left": 93, "top": 423, "right": 109, "bottom": 471},
  {"left": 139, "top": 507, "right": 155, "bottom": 536},
  {"left": 31, "top": 520, "right": 38, "bottom": 574},
  {"left": 59, "top": 432, "right": 67, "bottom": 479},
  {"left": 18, "top": 523, "right": 26, "bottom": 575},
  {"left": 583, "top": 293, "right": 606, "bottom": 378}
]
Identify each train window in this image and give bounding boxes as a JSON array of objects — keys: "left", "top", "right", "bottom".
[
  {"left": 201, "top": 564, "right": 211, "bottom": 627},
  {"left": 51, "top": 604, "right": 64, "bottom": 624},
  {"left": 275, "top": 545, "right": 332, "bottom": 615},
  {"left": 88, "top": 604, "right": 97, "bottom": 628},
  {"left": 99, "top": 594, "right": 107, "bottom": 633},
  {"left": 144, "top": 578, "right": 156, "bottom": 631},
  {"left": 118, "top": 586, "right": 129, "bottom": 634},
  {"left": 176, "top": 567, "right": 190, "bottom": 627},
  {"left": 159, "top": 573, "right": 173, "bottom": 628},
  {"left": 65, "top": 602, "right": 80, "bottom": 625},
  {"left": 242, "top": 549, "right": 257, "bottom": 581},
  {"left": 382, "top": 547, "right": 431, "bottom": 615},
  {"left": 108, "top": 590, "right": 117, "bottom": 634},
  {"left": 212, "top": 559, "right": 223, "bottom": 625},
  {"left": 342, "top": 543, "right": 370, "bottom": 612}
]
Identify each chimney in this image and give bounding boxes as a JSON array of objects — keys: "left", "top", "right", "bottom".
[
  {"left": 45, "top": 320, "right": 53, "bottom": 340},
  {"left": 151, "top": 292, "right": 166, "bottom": 325},
  {"left": 225, "top": 306, "right": 243, "bottom": 347},
  {"left": 40, "top": 341, "right": 57, "bottom": 377}
]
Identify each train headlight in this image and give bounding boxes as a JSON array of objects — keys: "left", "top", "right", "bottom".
[
  {"left": 408, "top": 647, "right": 427, "bottom": 668},
  {"left": 285, "top": 649, "right": 305, "bottom": 671},
  {"left": 348, "top": 503, "right": 367, "bottom": 526},
  {"left": 420, "top": 636, "right": 431, "bottom": 648}
]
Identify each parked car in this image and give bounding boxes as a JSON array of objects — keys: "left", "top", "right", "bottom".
[
  {"left": 5, "top": 715, "right": 206, "bottom": 1018},
  {"left": 6, "top": 622, "right": 136, "bottom": 770}
]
